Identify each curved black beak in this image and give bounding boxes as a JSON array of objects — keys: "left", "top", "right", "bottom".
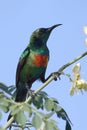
[{"left": 47, "top": 24, "right": 62, "bottom": 32}]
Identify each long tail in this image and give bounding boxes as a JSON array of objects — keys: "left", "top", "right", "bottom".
[{"left": 15, "top": 86, "right": 28, "bottom": 102}]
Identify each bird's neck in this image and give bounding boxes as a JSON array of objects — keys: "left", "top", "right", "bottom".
[{"left": 30, "top": 45, "right": 49, "bottom": 55}]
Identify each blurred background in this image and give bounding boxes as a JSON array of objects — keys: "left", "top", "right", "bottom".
[{"left": 0, "top": 0, "right": 87, "bottom": 130}]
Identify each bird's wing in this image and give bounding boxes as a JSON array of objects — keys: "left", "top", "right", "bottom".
[
  {"left": 16, "top": 46, "right": 30, "bottom": 88},
  {"left": 39, "top": 68, "right": 47, "bottom": 83}
]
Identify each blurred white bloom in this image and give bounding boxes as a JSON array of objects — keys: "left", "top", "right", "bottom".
[
  {"left": 72, "top": 63, "right": 80, "bottom": 76},
  {"left": 83, "top": 26, "right": 87, "bottom": 47},
  {"left": 70, "top": 79, "right": 87, "bottom": 96},
  {"left": 70, "top": 63, "right": 87, "bottom": 96},
  {"left": 83, "top": 26, "right": 87, "bottom": 35},
  {"left": 85, "top": 38, "right": 87, "bottom": 46}
]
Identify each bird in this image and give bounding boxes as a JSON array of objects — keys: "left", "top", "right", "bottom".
[
  {"left": 15, "top": 24, "right": 62, "bottom": 102},
  {"left": 7, "top": 24, "right": 62, "bottom": 126}
]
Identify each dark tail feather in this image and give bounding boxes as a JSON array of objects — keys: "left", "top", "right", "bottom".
[{"left": 15, "top": 86, "right": 28, "bottom": 102}]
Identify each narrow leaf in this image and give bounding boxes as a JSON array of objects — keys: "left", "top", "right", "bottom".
[
  {"left": 32, "top": 114, "right": 42, "bottom": 129},
  {"left": 0, "top": 112, "right": 2, "bottom": 120},
  {"left": 66, "top": 121, "right": 72, "bottom": 130},
  {"left": 45, "top": 98, "right": 54, "bottom": 111},
  {"left": 11, "top": 106, "right": 21, "bottom": 116},
  {"left": 55, "top": 105, "right": 72, "bottom": 130},
  {"left": 22, "top": 104, "right": 32, "bottom": 117},
  {"left": 14, "top": 110, "right": 26, "bottom": 125},
  {"left": 45, "top": 121, "right": 52, "bottom": 130},
  {"left": 0, "top": 105, "right": 8, "bottom": 113}
]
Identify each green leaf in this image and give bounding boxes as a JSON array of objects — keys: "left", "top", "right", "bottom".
[
  {"left": 0, "top": 98, "right": 9, "bottom": 107},
  {"left": 0, "top": 112, "right": 2, "bottom": 120},
  {"left": 44, "top": 120, "right": 59, "bottom": 130},
  {"left": 33, "top": 95, "right": 43, "bottom": 109},
  {"left": 22, "top": 103, "right": 31, "bottom": 111},
  {"left": 14, "top": 110, "right": 26, "bottom": 125},
  {"left": 55, "top": 105, "right": 72, "bottom": 130},
  {"left": 12, "top": 90, "right": 16, "bottom": 98},
  {"left": 66, "top": 121, "right": 72, "bottom": 130},
  {"left": 8, "top": 86, "right": 15, "bottom": 93},
  {"left": 37, "top": 111, "right": 47, "bottom": 119},
  {"left": 0, "top": 105, "right": 8, "bottom": 112},
  {"left": 0, "top": 92, "right": 4, "bottom": 98},
  {"left": 38, "top": 91, "right": 48, "bottom": 97},
  {"left": 45, "top": 98, "right": 54, "bottom": 111},
  {"left": 0, "top": 82, "right": 10, "bottom": 95},
  {"left": 0, "top": 83, "right": 15, "bottom": 96},
  {"left": 0, "top": 126, "right": 3, "bottom": 130},
  {"left": 50, "top": 97, "right": 59, "bottom": 104},
  {"left": 53, "top": 124, "right": 59, "bottom": 130},
  {"left": 22, "top": 104, "right": 32, "bottom": 117},
  {"left": 11, "top": 106, "right": 21, "bottom": 116},
  {"left": 43, "top": 119, "right": 59, "bottom": 130},
  {"left": 9, "top": 104, "right": 18, "bottom": 111},
  {"left": 32, "top": 114, "right": 42, "bottom": 129},
  {"left": 54, "top": 104, "right": 62, "bottom": 112}
]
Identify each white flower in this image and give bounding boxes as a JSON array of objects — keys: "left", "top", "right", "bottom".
[
  {"left": 70, "top": 63, "right": 87, "bottom": 96},
  {"left": 83, "top": 26, "right": 87, "bottom": 35},
  {"left": 72, "top": 63, "right": 80, "bottom": 78},
  {"left": 85, "top": 38, "right": 87, "bottom": 46},
  {"left": 83, "top": 26, "right": 87, "bottom": 47}
]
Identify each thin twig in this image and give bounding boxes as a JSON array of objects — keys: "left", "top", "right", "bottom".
[
  {"left": 26, "top": 51, "right": 87, "bottom": 103},
  {"left": 58, "top": 51, "right": 87, "bottom": 72},
  {"left": 3, "top": 117, "right": 14, "bottom": 130}
]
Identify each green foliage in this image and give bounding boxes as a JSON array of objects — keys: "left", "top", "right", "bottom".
[
  {"left": 0, "top": 92, "right": 10, "bottom": 113},
  {"left": 0, "top": 126, "right": 3, "bottom": 130},
  {"left": 32, "top": 92, "right": 72, "bottom": 129},
  {"left": 44, "top": 119, "right": 58, "bottom": 130},
  {"left": 66, "top": 121, "right": 72, "bottom": 130},
  {"left": 54, "top": 105, "right": 72, "bottom": 130},
  {"left": 0, "top": 112, "right": 2, "bottom": 120},
  {"left": 32, "top": 114, "right": 42, "bottom": 129},
  {"left": 0, "top": 82, "right": 15, "bottom": 97},
  {"left": 32, "top": 94, "right": 44, "bottom": 109},
  {"left": 44, "top": 98, "right": 55, "bottom": 111},
  {"left": 0, "top": 83, "right": 72, "bottom": 130},
  {"left": 14, "top": 110, "right": 26, "bottom": 125}
]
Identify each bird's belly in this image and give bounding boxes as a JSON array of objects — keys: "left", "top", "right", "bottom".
[
  {"left": 20, "top": 64, "right": 45, "bottom": 83},
  {"left": 20, "top": 54, "right": 49, "bottom": 83}
]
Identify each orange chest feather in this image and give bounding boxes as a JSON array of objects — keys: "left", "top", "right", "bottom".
[{"left": 33, "top": 54, "right": 49, "bottom": 67}]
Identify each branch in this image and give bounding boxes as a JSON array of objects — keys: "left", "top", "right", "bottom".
[
  {"left": 3, "top": 116, "right": 14, "bottom": 130},
  {"left": 3, "top": 51, "right": 87, "bottom": 130},
  {"left": 58, "top": 51, "right": 87, "bottom": 72},
  {"left": 26, "top": 51, "right": 87, "bottom": 103}
]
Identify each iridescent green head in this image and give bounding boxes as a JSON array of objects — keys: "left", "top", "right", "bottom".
[{"left": 30, "top": 24, "right": 62, "bottom": 49}]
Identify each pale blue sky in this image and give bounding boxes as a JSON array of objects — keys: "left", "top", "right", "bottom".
[{"left": 0, "top": 0, "right": 87, "bottom": 130}]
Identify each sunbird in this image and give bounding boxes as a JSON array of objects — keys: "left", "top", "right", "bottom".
[
  {"left": 7, "top": 24, "right": 62, "bottom": 124},
  {"left": 15, "top": 24, "right": 62, "bottom": 102}
]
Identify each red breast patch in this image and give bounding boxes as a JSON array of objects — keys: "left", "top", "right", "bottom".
[{"left": 33, "top": 54, "right": 49, "bottom": 67}]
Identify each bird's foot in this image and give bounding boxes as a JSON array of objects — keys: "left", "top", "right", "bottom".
[
  {"left": 52, "top": 72, "right": 61, "bottom": 81},
  {"left": 45, "top": 71, "right": 61, "bottom": 82},
  {"left": 50, "top": 71, "right": 61, "bottom": 81}
]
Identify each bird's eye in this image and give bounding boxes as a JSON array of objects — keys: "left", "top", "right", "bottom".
[{"left": 40, "top": 28, "right": 46, "bottom": 32}]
